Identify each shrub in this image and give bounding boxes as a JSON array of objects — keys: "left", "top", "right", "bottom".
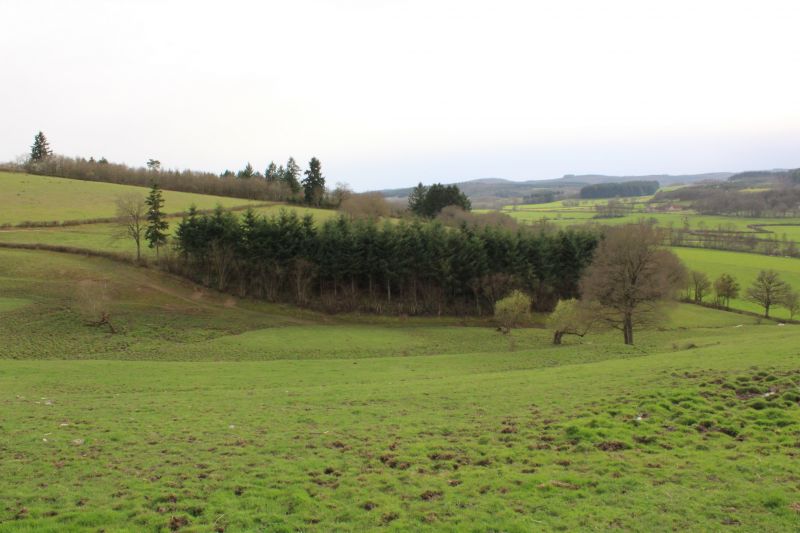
[{"left": 494, "top": 290, "right": 532, "bottom": 333}]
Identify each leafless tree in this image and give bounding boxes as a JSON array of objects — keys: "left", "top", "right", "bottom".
[
  {"left": 580, "top": 224, "right": 687, "bottom": 344},
  {"left": 75, "top": 279, "right": 116, "bottom": 333},
  {"left": 115, "top": 193, "right": 147, "bottom": 261},
  {"left": 782, "top": 290, "right": 799, "bottom": 320},
  {"left": 689, "top": 270, "right": 711, "bottom": 303}
]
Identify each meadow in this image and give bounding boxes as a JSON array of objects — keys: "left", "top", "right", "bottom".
[
  {"left": 2, "top": 176, "right": 800, "bottom": 531},
  {"left": 0, "top": 172, "right": 257, "bottom": 225},
  {"left": 2, "top": 246, "right": 800, "bottom": 531}
]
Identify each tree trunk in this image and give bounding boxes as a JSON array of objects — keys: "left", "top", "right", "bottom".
[
  {"left": 553, "top": 330, "right": 563, "bottom": 345},
  {"left": 623, "top": 314, "right": 634, "bottom": 345},
  {"left": 764, "top": 302, "right": 770, "bottom": 318}
]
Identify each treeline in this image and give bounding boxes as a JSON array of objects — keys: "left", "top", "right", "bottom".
[
  {"left": 653, "top": 186, "right": 800, "bottom": 218},
  {"left": 15, "top": 155, "right": 296, "bottom": 201},
  {"left": 171, "top": 208, "right": 598, "bottom": 315},
  {"left": 664, "top": 225, "right": 800, "bottom": 257},
  {"left": 580, "top": 181, "right": 659, "bottom": 199}
]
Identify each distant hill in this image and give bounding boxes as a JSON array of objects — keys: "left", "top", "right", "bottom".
[{"left": 378, "top": 172, "right": 734, "bottom": 208}]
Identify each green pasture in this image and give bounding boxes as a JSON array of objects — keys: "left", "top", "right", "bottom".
[
  {"left": 0, "top": 172, "right": 258, "bottom": 225},
  {"left": 0, "top": 247, "right": 798, "bottom": 530},
  {"left": 0, "top": 205, "right": 337, "bottom": 259},
  {"left": 673, "top": 247, "right": 800, "bottom": 319}
]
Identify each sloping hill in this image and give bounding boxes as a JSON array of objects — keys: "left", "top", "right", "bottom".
[{"left": 0, "top": 171, "right": 260, "bottom": 225}]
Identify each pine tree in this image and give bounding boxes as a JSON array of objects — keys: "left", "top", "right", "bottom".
[
  {"left": 237, "top": 162, "right": 255, "bottom": 179},
  {"left": 265, "top": 162, "right": 279, "bottom": 182},
  {"left": 145, "top": 183, "right": 169, "bottom": 257},
  {"left": 301, "top": 157, "right": 325, "bottom": 206},
  {"left": 282, "top": 157, "right": 302, "bottom": 193},
  {"left": 408, "top": 183, "right": 427, "bottom": 214},
  {"left": 30, "top": 131, "right": 52, "bottom": 162}
]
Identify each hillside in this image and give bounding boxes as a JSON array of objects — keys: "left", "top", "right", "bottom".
[
  {"left": 379, "top": 172, "right": 734, "bottom": 207},
  {"left": 0, "top": 172, "right": 260, "bottom": 225},
  {"left": 3, "top": 246, "right": 800, "bottom": 531}
]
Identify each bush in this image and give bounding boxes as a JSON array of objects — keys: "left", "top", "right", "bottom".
[{"left": 494, "top": 290, "right": 532, "bottom": 333}]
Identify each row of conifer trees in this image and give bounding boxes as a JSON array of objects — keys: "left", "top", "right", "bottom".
[{"left": 172, "top": 207, "right": 598, "bottom": 315}]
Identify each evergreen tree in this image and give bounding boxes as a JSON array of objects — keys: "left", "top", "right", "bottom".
[
  {"left": 408, "top": 183, "right": 427, "bottom": 213},
  {"left": 30, "top": 131, "right": 52, "bottom": 162},
  {"left": 237, "top": 162, "right": 255, "bottom": 179},
  {"left": 302, "top": 157, "right": 326, "bottom": 206},
  {"left": 282, "top": 157, "right": 302, "bottom": 193},
  {"left": 265, "top": 162, "right": 280, "bottom": 182},
  {"left": 144, "top": 183, "right": 169, "bottom": 257}
]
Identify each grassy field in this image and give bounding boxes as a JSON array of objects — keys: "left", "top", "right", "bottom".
[
  {"left": 675, "top": 247, "right": 800, "bottom": 320},
  {"left": 0, "top": 204, "right": 338, "bottom": 259},
  {"left": 495, "top": 199, "right": 800, "bottom": 236},
  {"left": 0, "top": 172, "right": 259, "bottom": 225},
  {"left": 2, "top": 248, "right": 800, "bottom": 531}
]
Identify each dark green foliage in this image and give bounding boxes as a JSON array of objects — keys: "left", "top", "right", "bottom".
[
  {"left": 302, "top": 157, "right": 325, "bottom": 206},
  {"left": 580, "top": 181, "right": 659, "bottom": 199},
  {"left": 144, "top": 183, "right": 169, "bottom": 256},
  {"left": 237, "top": 162, "right": 255, "bottom": 179},
  {"left": 283, "top": 157, "right": 302, "bottom": 193},
  {"left": 174, "top": 212, "right": 597, "bottom": 314},
  {"left": 29, "top": 131, "right": 52, "bottom": 162},
  {"left": 408, "top": 183, "right": 471, "bottom": 218}
]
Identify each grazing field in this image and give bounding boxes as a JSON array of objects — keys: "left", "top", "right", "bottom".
[
  {"left": 0, "top": 204, "right": 337, "bottom": 259},
  {"left": 496, "top": 200, "right": 800, "bottom": 236},
  {"left": 2, "top": 248, "right": 800, "bottom": 531},
  {"left": 0, "top": 172, "right": 258, "bottom": 225},
  {"left": 674, "top": 248, "right": 800, "bottom": 320}
]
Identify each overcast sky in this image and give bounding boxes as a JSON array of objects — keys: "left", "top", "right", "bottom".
[{"left": 2, "top": 0, "right": 799, "bottom": 190}]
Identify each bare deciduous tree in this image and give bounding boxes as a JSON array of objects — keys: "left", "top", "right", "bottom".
[
  {"left": 782, "top": 290, "right": 799, "bottom": 320},
  {"left": 580, "top": 224, "right": 687, "bottom": 345},
  {"left": 713, "top": 273, "right": 740, "bottom": 309},
  {"left": 746, "top": 270, "right": 790, "bottom": 318},
  {"left": 115, "top": 193, "right": 147, "bottom": 261},
  {"left": 689, "top": 270, "right": 711, "bottom": 303}
]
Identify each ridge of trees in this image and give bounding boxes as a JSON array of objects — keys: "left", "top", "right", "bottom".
[{"left": 579, "top": 181, "right": 659, "bottom": 199}]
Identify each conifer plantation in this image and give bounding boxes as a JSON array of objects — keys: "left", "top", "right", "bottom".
[{"left": 173, "top": 208, "right": 598, "bottom": 314}]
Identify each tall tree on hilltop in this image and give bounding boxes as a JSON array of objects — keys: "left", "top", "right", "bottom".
[
  {"left": 265, "top": 161, "right": 280, "bottom": 183},
  {"left": 30, "top": 131, "right": 52, "bottom": 162},
  {"left": 283, "top": 157, "right": 302, "bottom": 193},
  {"left": 302, "top": 157, "right": 325, "bottom": 206},
  {"left": 408, "top": 183, "right": 428, "bottom": 213},
  {"left": 238, "top": 162, "right": 255, "bottom": 179},
  {"left": 145, "top": 182, "right": 169, "bottom": 258}
]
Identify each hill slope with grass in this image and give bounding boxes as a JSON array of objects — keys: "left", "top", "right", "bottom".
[
  {"left": 1, "top": 247, "right": 800, "bottom": 530},
  {"left": 0, "top": 172, "right": 259, "bottom": 225}
]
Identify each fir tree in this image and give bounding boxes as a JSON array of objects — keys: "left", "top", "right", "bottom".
[
  {"left": 301, "top": 157, "right": 325, "bottom": 206},
  {"left": 282, "top": 157, "right": 302, "bottom": 193},
  {"left": 145, "top": 182, "right": 169, "bottom": 257},
  {"left": 30, "top": 131, "right": 52, "bottom": 162}
]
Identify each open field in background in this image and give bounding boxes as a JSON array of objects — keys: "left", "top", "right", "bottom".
[
  {"left": 494, "top": 199, "right": 800, "bottom": 238},
  {"left": 0, "top": 172, "right": 259, "bottom": 224},
  {"left": 674, "top": 248, "right": 800, "bottom": 320}
]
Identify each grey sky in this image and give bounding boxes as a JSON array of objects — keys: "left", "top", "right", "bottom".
[{"left": 2, "top": 0, "right": 798, "bottom": 190}]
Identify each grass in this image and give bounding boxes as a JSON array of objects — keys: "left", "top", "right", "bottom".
[
  {"left": 674, "top": 247, "right": 800, "bottom": 320},
  {"left": 0, "top": 204, "right": 338, "bottom": 259},
  {"left": 0, "top": 172, "right": 259, "bottom": 224},
  {"left": 1, "top": 248, "right": 800, "bottom": 530}
]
